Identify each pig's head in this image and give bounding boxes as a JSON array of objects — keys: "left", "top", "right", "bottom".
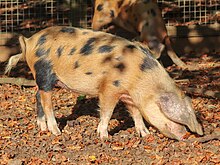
[
  {"left": 140, "top": 91, "right": 203, "bottom": 140},
  {"left": 92, "top": 0, "right": 121, "bottom": 30},
  {"left": 141, "top": 35, "right": 165, "bottom": 59},
  {"left": 158, "top": 92, "right": 203, "bottom": 135}
]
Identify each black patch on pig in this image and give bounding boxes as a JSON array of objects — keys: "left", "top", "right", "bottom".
[
  {"left": 80, "top": 37, "right": 96, "bottom": 55},
  {"left": 126, "top": 44, "right": 136, "bottom": 49},
  {"left": 140, "top": 57, "right": 158, "bottom": 71},
  {"left": 139, "top": 46, "right": 159, "bottom": 69},
  {"left": 85, "top": 72, "right": 93, "bottom": 75},
  {"left": 97, "top": 4, "right": 103, "bottom": 11},
  {"left": 34, "top": 59, "right": 57, "bottom": 92},
  {"left": 151, "top": 9, "right": 156, "bottom": 17},
  {"left": 123, "top": 44, "right": 137, "bottom": 53},
  {"left": 37, "top": 34, "right": 47, "bottom": 46},
  {"left": 110, "top": 10, "right": 115, "bottom": 18},
  {"left": 114, "top": 63, "right": 125, "bottom": 72},
  {"left": 56, "top": 46, "right": 64, "bottom": 57},
  {"left": 35, "top": 48, "right": 50, "bottom": 57},
  {"left": 36, "top": 91, "right": 44, "bottom": 118},
  {"left": 60, "top": 27, "right": 75, "bottom": 33},
  {"left": 69, "top": 48, "right": 76, "bottom": 55},
  {"left": 113, "top": 80, "right": 120, "bottom": 87},
  {"left": 74, "top": 61, "right": 80, "bottom": 69},
  {"left": 98, "top": 45, "right": 114, "bottom": 53},
  {"left": 102, "top": 56, "right": 112, "bottom": 63}
]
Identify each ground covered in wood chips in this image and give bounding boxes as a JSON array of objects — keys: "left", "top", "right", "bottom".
[{"left": 0, "top": 53, "right": 219, "bottom": 164}]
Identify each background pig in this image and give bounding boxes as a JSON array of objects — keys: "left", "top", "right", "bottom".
[
  {"left": 92, "top": 0, "right": 188, "bottom": 69},
  {"left": 5, "top": 26, "right": 203, "bottom": 140}
]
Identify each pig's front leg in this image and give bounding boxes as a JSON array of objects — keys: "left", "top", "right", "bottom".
[
  {"left": 97, "top": 90, "right": 119, "bottom": 140},
  {"left": 120, "top": 94, "right": 150, "bottom": 137},
  {"left": 126, "top": 105, "right": 150, "bottom": 137}
]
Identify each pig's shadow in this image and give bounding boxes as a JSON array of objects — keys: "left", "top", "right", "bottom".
[{"left": 57, "top": 98, "right": 137, "bottom": 136}]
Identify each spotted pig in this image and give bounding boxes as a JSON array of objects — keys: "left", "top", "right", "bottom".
[
  {"left": 5, "top": 26, "right": 203, "bottom": 140},
  {"left": 92, "top": 0, "right": 188, "bottom": 68}
]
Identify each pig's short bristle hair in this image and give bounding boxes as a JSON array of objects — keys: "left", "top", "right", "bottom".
[{"left": 4, "top": 53, "right": 22, "bottom": 75}]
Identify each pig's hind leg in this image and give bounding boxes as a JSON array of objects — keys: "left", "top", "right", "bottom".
[
  {"left": 34, "top": 59, "right": 60, "bottom": 135},
  {"left": 38, "top": 90, "right": 61, "bottom": 135},
  {"left": 36, "top": 91, "right": 47, "bottom": 132}
]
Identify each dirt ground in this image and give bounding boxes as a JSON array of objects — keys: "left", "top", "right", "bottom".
[{"left": 0, "top": 53, "right": 219, "bottom": 164}]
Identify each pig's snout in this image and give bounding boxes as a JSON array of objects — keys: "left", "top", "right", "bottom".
[{"left": 163, "top": 122, "right": 187, "bottom": 140}]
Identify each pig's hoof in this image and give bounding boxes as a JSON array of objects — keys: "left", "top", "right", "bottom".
[
  {"left": 137, "top": 127, "right": 150, "bottom": 137},
  {"left": 49, "top": 125, "right": 61, "bottom": 136},
  {"left": 97, "top": 124, "right": 108, "bottom": 140},
  {"left": 47, "top": 122, "right": 61, "bottom": 135},
  {"left": 97, "top": 130, "right": 109, "bottom": 140},
  {"left": 100, "top": 135, "right": 109, "bottom": 141},
  {"left": 37, "top": 116, "right": 47, "bottom": 131},
  {"left": 47, "top": 118, "right": 61, "bottom": 135}
]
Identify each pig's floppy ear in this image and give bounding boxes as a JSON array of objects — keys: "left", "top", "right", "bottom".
[
  {"left": 157, "top": 93, "right": 203, "bottom": 135},
  {"left": 157, "top": 93, "right": 188, "bottom": 125}
]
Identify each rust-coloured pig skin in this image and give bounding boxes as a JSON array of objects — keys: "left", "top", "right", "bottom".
[
  {"left": 92, "top": 0, "right": 187, "bottom": 68},
  {"left": 5, "top": 26, "right": 203, "bottom": 140}
]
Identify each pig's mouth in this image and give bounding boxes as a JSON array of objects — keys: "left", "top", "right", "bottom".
[
  {"left": 102, "top": 23, "right": 113, "bottom": 30},
  {"left": 98, "top": 23, "right": 116, "bottom": 32}
]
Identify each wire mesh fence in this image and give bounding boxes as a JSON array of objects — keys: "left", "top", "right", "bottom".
[
  {"left": 0, "top": 0, "right": 93, "bottom": 45},
  {"left": 157, "top": 0, "right": 220, "bottom": 26},
  {"left": 0, "top": 0, "right": 219, "bottom": 46},
  {"left": 0, "top": 0, "right": 92, "bottom": 33}
]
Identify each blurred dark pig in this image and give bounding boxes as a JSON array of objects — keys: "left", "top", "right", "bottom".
[
  {"left": 92, "top": 0, "right": 188, "bottom": 68},
  {"left": 5, "top": 26, "right": 203, "bottom": 140}
]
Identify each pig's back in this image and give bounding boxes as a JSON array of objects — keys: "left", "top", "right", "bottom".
[{"left": 25, "top": 26, "right": 166, "bottom": 95}]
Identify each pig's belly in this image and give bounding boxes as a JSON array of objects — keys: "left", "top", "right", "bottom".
[{"left": 55, "top": 71, "right": 104, "bottom": 96}]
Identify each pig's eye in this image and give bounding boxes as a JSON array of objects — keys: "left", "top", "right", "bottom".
[{"left": 97, "top": 4, "right": 103, "bottom": 11}]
